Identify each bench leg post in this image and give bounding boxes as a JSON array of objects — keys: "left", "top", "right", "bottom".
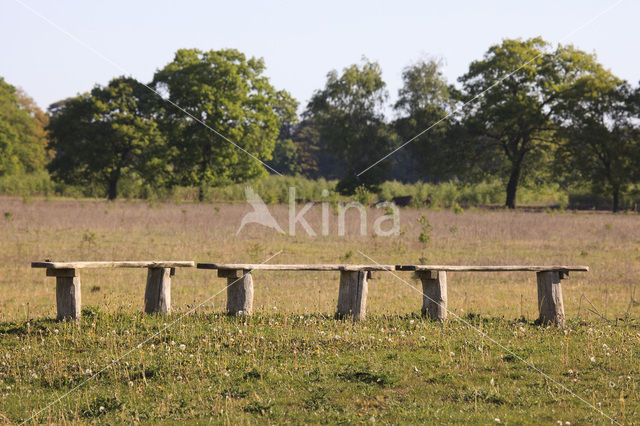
[
  {"left": 145, "top": 267, "right": 172, "bottom": 314},
  {"left": 56, "top": 274, "right": 81, "bottom": 320},
  {"left": 418, "top": 270, "right": 447, "bottom": 321},
  {"left": 227, "top": 270, "right": 253, "bottom": 315},
  {"left": 537, "top": 271, "right": 565, "bottom": 327},
  {"left": 336, "top": 270, "right": 368, "bottom": 321}
]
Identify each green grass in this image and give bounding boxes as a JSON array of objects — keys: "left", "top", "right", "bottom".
[{"left": 1, "top": 312, "right": 637, "bottom": 424}]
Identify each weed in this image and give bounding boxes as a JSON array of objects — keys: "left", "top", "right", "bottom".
[
  {"left": 418, "top": 214, "right": 433, "bottom": 245},
  {"left": 244, "top": 400, "right": 274, "bottom": 415}
]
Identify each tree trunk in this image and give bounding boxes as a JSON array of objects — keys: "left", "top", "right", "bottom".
[
  {"left": 107, "top": 169, "right": 120, "bottom": 201},
  {"left": 612, "top": 186, "right": 620, "bottom": 213},
  {"left": 505, "top": 163, "right": 521, "bottom": 209}
]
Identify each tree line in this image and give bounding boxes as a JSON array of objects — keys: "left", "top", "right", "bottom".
[{"left": 1, "top": 38, "right": 639, "bottom": 211}]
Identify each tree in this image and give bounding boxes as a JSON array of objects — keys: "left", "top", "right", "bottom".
[
  {"left": 269, "top": 90, "right": 301, "bottom": 175},
  {"left": 270, "top": 138, "right": 300, "bottom": 175},
  {"left": 555, "top": 75, "right": 640, "bottom": 212},
  {"left": 392, "top": 57, "right": 454, "bottom": 182},
  {"left": 0, "top": 77, "right": 48, "bottom": 176},
  {"left": 47, "top": 77, "right": 167, "bottom": 200},
  {"left": 305, "top": 59, "right": 394, "bottom": 193},
  {"left": 152, "top": 48, "right": 294, "bottom": 199},
  {"left": 457, "top": 38, "right": 604, "bottom": 208}
]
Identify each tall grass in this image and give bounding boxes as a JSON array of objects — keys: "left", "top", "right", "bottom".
[{"left": 4, "top": 171, "right": 640, "bottom": 210}]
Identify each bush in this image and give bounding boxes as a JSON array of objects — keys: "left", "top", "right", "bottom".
[{"left": 0, "top": 171, "right": 55, "bottom": 196}]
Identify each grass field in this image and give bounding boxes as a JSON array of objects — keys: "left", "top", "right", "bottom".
[{"left": 0, "top": 197, "right": 639, "bottom": 424}]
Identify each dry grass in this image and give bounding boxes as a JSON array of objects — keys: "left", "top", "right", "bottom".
[{"left": 1, "top": 196, "right": 638, "bottom": 322}]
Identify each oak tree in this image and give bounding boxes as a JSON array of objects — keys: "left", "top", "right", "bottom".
[{"left": 47, "top": 77, "right": 167, "bottom": 200}]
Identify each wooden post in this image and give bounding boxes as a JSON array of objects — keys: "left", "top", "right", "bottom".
[
  {"left": 417, "top": 270, "right": 447, "bottom": 321},
  {"left": 537, "top": 271, "right": 565, "bottom": 327},
  {"left": 144, "top": 267, "right": 172, "bottom": 314},
  {"left": 48, "top": 268, "right": 81, "bottom": 320},
  {"left": 336, "top": 270, "right": 368, "bottom": 321},
  {"left": 219, "top": 269, "right": 253, "bottom": 315}
]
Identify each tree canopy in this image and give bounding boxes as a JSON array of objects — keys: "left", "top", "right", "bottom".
[
  {"left": 47, "top": 77, "right": 167, "bottom": 200},
  {"left": 0, "top": 77, "right": 48, "bottom": 176},
  {"left": 456, "top": 38, "right": 615, "bottom": 208},
  {"left": 554, "top": 74, "right": 640, "bottom": 211},
  {"left": 305, "top": 59, "right": 395, "bottom": 193},
  {"left": 152, "top": 48, "right": 295, "bottom": 199},
  {"left": 392, "top": 58, "right": 454, "bottom": 182}
]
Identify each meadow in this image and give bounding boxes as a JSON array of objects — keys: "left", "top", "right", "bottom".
[{"left": 0, "top": 196, "right": 638, "bottom": 424}]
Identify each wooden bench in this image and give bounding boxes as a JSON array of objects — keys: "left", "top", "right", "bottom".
[
  {"left": 396, "top": 265, "right": 589, "bottom": 327},
  {"left": 196, "top": 263, "right": 395, "bottom": 320},
  {"left": 31, "top": 261, "right": 195, "bottom": 320}
]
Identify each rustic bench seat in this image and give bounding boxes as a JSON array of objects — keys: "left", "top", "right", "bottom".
[
  {"left": 32, "top": 261, "right": 195, "bottom": 319},
  {"left": 396, "top": 265, "right": 589, "bottom": 327},
  {"left": 197, "top": 263, "right": 395, "bottom": 320},
  {"left": 31, "top": 260, "right": 589, "bottom": 327},
  {"left": 198, "top": 263, "right": 588, "bottom": 326}
]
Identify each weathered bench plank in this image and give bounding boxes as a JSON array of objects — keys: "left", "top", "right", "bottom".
[
  {"left": 33, "top": 261, "right": 194, "bottom": 269},
  {"left": 144, "top": 268, "right": 172, "bottom": 314},
  {"left": 56, "top": 275, "right": 81, "bottom": 320},
  {"left": 537, "top": 271, "right": 565, "bottom": 327},
  {"left": 417, "top": 271, "right": 447, "bottom": 321},
  {"left": 226, "top": 270, "right": 254, "bottom": 315},
  {"left": 397, "top": 265, "right": 589, "bottom": 272},
  {"left": 336, "top": 271, "right": 369, "bottom": 320},
  {"left": 197, "top": 263, "right": 394, "bottom": 271}
]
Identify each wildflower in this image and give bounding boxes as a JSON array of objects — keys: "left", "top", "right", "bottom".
[
  {"left": 494, "top": 418, "right": 501, "bottom": 423},
  {"left": 179, "top": 344, "right": 186, "bottom": 351},
  {"left": 590, "top": 356, "right": 596, "bottom": 363},
  {"left": 128, "top": 381, "right": 134, "bottom": 387}
]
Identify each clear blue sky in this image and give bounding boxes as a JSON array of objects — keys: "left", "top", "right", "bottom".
[{"left": 1, "top": 0, "right": 638, "bottom": 113}]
